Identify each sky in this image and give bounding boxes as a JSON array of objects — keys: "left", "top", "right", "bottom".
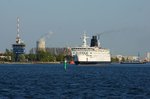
[{"left": 0, "top": 0, "right": 150, "bottom": 56}]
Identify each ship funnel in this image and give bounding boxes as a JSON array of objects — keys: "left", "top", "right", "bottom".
[{"left": 90, "top": 36, "right": 98, "bottom": 47}]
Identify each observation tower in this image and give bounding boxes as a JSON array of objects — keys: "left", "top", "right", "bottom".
[{"left": 12, "top": 17, "right": 25, "bottom": 61}]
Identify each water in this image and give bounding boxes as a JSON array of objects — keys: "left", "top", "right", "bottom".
[{"left": 0, "top": 63, "right": 150, "bottom": 99}]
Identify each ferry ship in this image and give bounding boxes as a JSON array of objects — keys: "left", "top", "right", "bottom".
[{"left": 71, "top": 33, "right": 111, "bottom": 65}]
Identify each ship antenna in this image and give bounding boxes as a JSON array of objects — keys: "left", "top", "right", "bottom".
[
  {"left": 17, "top": 17, "right": 20, "bottom": 36},
  {"left": 97, "top": 33, "right": 103, "bottom": 47},
  {"left": 16, "top": 17, "right": 21, "bottom": 44}
]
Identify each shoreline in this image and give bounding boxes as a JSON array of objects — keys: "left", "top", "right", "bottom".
[{"left": 0, "top": 61, "right": 61, "bottom": 64}]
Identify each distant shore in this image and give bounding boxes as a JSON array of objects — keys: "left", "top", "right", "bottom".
[{"left": 0, "top": 61, "right": 61, "bottom": 64}]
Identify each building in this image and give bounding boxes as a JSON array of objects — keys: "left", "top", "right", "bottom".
[
  {"left": 12, "top": 17, "right": 25, "bottom": 62},
  {"left": 114, "top": 55, "right": 140, "bottom": 62},
  {"left": 146, "top": 52, "right": 150, "bottom": 62},
  {"left": 12, "top": 33, "right": 25, "bottom": 61},
  {"left": 0, "top": 53, "right": 11, "bottom": 61}
]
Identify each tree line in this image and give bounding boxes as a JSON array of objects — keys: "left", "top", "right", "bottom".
[{"left": 0, "top": 49, "right": 66, "bottom": 62}]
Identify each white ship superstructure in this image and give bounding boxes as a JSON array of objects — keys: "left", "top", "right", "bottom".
[{"left": 71, "top": 33, "right": 111, "bottom": 65}]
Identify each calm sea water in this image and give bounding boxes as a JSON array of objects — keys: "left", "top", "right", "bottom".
[{"left": 0, "top": 63, "right": 150, "bottom": 99}]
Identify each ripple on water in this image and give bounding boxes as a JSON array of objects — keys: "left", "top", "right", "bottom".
[{"left": 0, "top": 64, "right": 150, "bottom": 98}]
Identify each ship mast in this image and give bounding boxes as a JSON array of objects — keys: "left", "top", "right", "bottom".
[{"left": 82, "top": 32, "right": 89, "bottom": 47}]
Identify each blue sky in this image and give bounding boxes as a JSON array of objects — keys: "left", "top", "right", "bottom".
[{"left": 0, "top": 0, "right": 150, "bottom": 56}]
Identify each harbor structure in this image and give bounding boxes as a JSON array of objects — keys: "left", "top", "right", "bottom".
[{"left": 12, "top": 17, "right": 25, "bottom": 62}]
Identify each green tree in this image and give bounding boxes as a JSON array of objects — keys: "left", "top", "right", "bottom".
[
  {"left": 18, "top": 54, "right": 26, "bottom": 62},
  {"left": 4, "top": 49, "right": 13, "bottom": 62},
  {"left": 56, "top": 54, "right": 64, "bottom": 62},
  {"left": 28, "top": 54, "right": 36, "bottom": 61},
  {"left": 36, "top": 51, "right": 54, "bottom": 62},
  {"left": 121, "top": 57, "right": 125, "bottom": 62},
  {"left": 111, "top": 57, "right": 119, "bottom": 63}
]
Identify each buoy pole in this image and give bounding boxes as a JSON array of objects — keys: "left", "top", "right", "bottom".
[{"left": 64, "top": 59, "right": 67, "bottom": 70}]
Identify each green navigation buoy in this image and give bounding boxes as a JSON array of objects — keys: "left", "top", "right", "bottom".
[{"left": 64, "top": 59, "right": 67, "bottom": 70}]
